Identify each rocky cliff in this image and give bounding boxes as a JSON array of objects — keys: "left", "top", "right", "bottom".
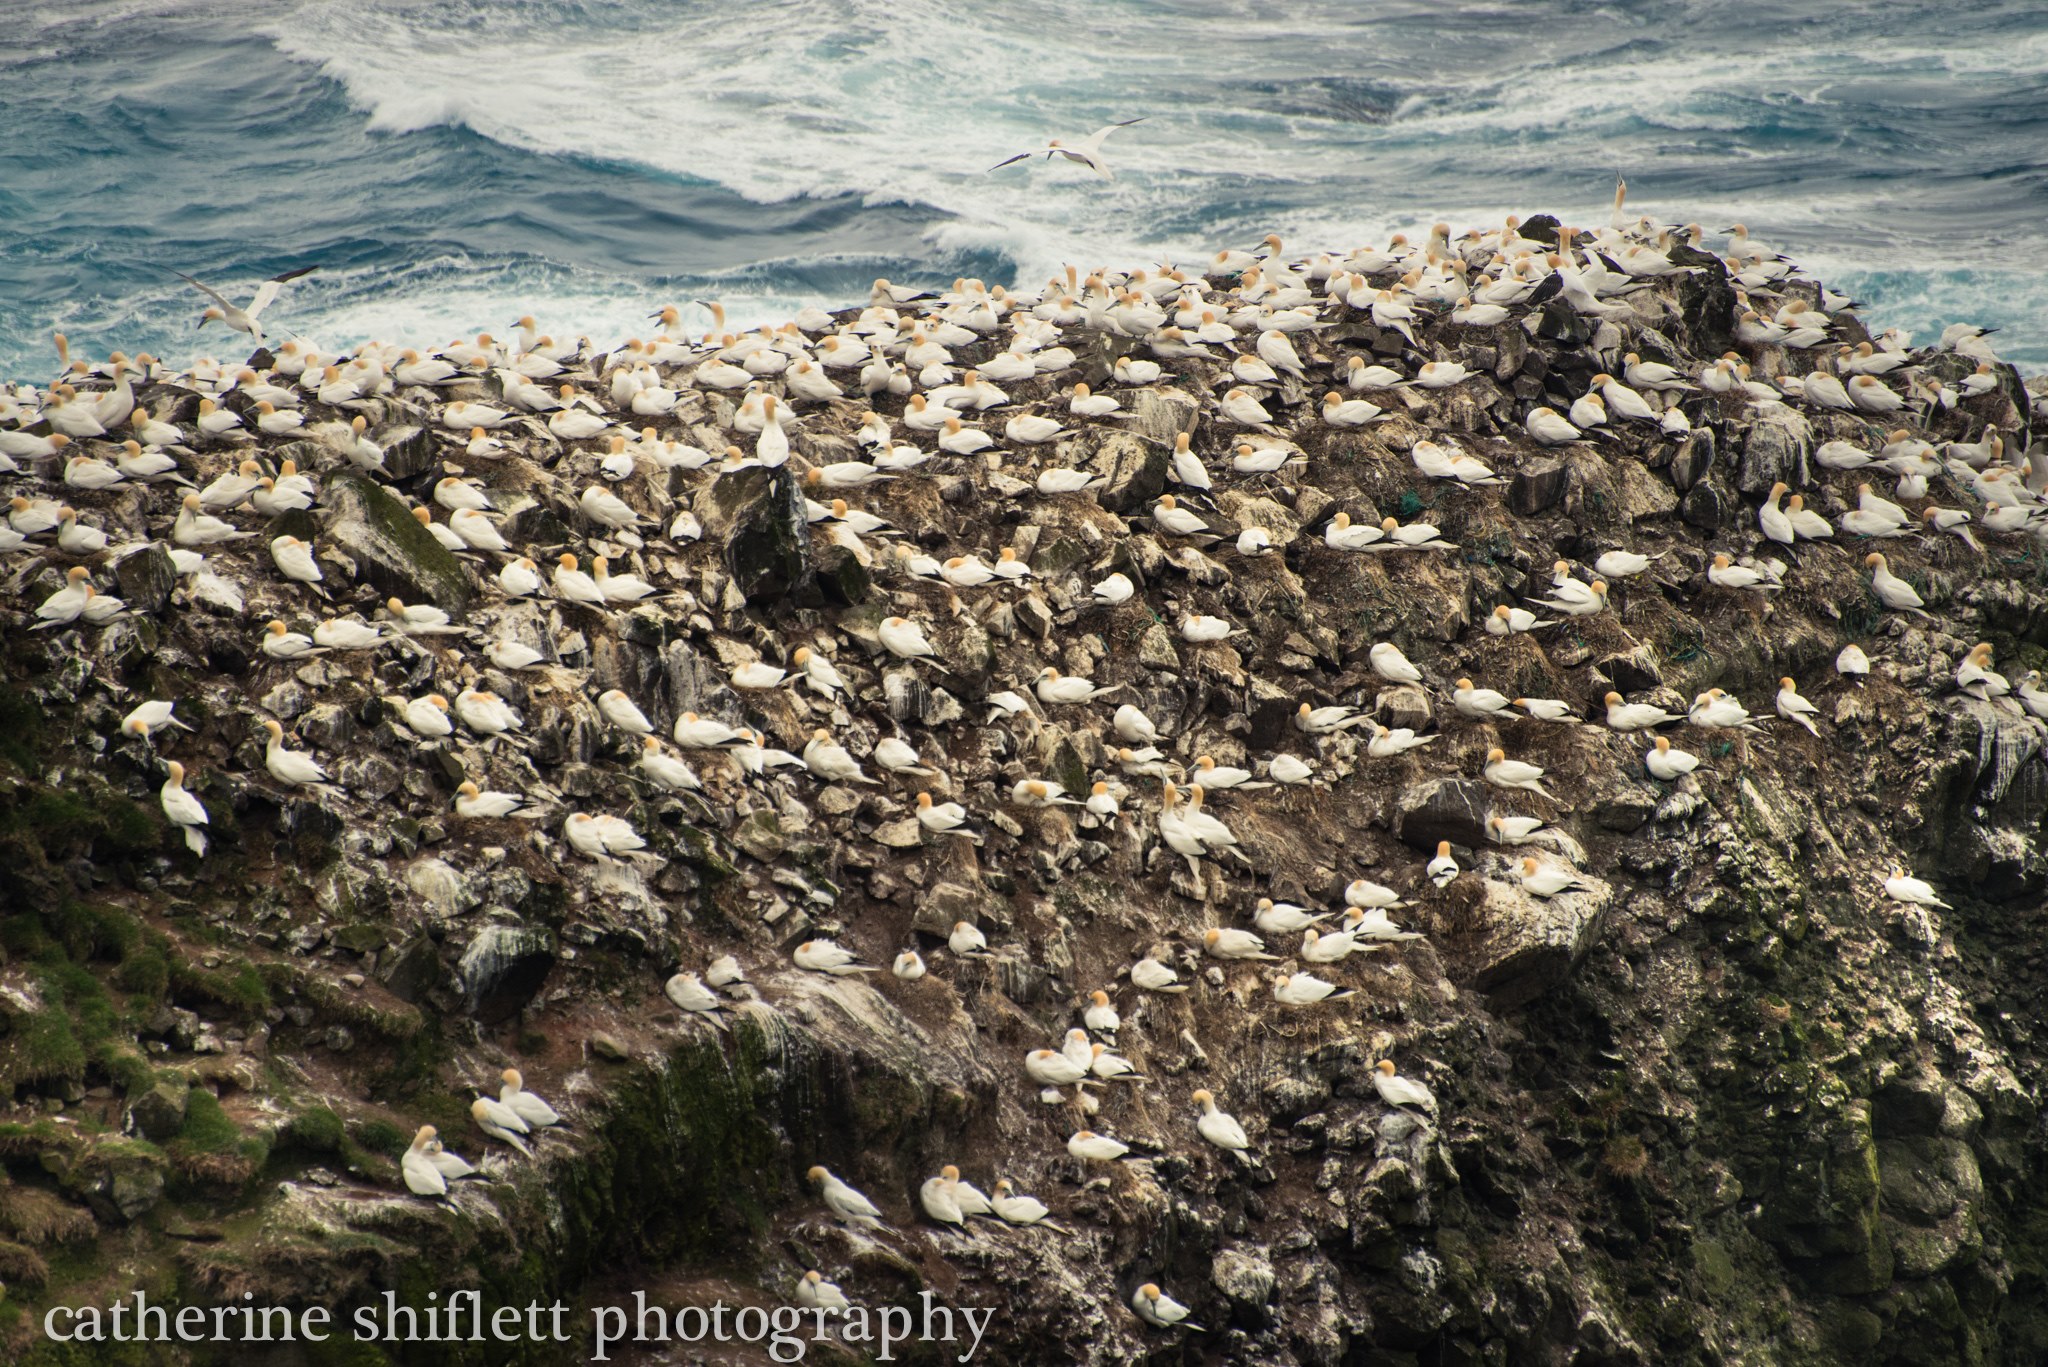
[{"left": 2, "top": 216, "right": 2046, "bottom": 1366}]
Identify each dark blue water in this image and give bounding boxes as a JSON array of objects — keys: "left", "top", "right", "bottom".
[{"left": 3, "top": 0, "right": 2044, "bottom": 380}]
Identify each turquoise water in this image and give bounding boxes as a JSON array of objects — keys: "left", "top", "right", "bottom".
[{"left": 3, "top": 0, "right": 2044, "bottom": 378}]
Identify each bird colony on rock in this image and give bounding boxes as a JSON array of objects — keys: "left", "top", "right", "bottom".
[{"left": 3, "top": 182, "right": 2042, "bottom": 1345}]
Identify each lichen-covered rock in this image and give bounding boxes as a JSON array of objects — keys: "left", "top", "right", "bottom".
[
  {"left": 322, "top": 469, "right": 474, "bottom": 609},
  {"left": 712, "top": 464, "right": 810, "bottom": 603}
]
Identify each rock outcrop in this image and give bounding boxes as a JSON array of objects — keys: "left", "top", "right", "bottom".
[{"left": 1, "top": 224, "right": 2046, "bottom": 1367}]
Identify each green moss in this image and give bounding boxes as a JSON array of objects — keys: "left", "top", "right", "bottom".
[
  {"left": 353, "top": 1118, "right": 407, "bottom": 1159},
  {"left": 169, "top": 956, "right": 271, "bottom": 1017},
  {"left": 283, "top": 1105, "right": 348, "bottom": 1154},
  {"left": 114, "top": 946, "right": 169, "bottom": 998},
  {"left": 95, "top": 1044, "right": 156, "bottom": 1097},
  {"left": 170, "top": 1089, "right": 240, "bottom": 1156}
]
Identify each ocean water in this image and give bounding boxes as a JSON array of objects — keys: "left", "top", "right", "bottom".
[{"left": 3, "top": 0, "right": 2045, "bottom": 382}]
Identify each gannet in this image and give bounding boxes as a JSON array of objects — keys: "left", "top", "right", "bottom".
[
  {"left": 1372, "top": 1059, "right": 1436, "bottom": 1110},
  {"left": 1776, "top": 678, "right": 1821, "bottom": 735},
  {"left": 268, "top": 535, "right": 323, "bottom": 588},
  {"left": 946, "top": 1165, "right": 997, "bottom": 1218},
  {"left": 1645, "top": 737, "right": 1700, "bottom": 780},
  {"left": 794, "top": 939, "right": 878, "bottom": 975},
  {"left": 1035, "top": 667, "right": 1119, "bottom": 705},
  {"left": 455, "top": 780, "right": 533, "bottom": 819},
  {"left": 1151, "top": 494, "right": 1226, "bottom": 540},
  {"left": 915, "top": 793, "right": 978, "bottom": 840},
  {"left": 1920, "top": 505, "right": 1981, "bottom": 551},
  {"left": 1427, "top": 841, "right": 1460, "bottom": 888},
  {"left": 1272, "top": 971, "right": 1354, "bottom": 1005},
  {"left": 808, "top": 1166, "right": 886, "bottom": 1227},
  {"left": 1346, "top": 907, "right": 1422, "bottom": 942},
  {"left": 918, "top": 1170, "right": 970, "bottom": 1229},
  {"left": 989, "top": 118, "right": 1145, "bottom": 180},
  {"left": 453, "top": 688, "right": 520, "bottom": 736},
  {"left": 171, "top": 265, "right": 316, "bottom": 342},
  {"left": 1084, "top": 990, "right": 1122, "bottom": 1036},
  {"left": 470, "top": 1097, "right": 533, "bottom": 1156},
  {"left": 120, "top": 700, "right": 192, "bottom": 741},
  {"left": 1324, "top": 512, "right": 1385, "bottom": 551},
  {"left": 1688, "top": 689, "right": 1763, "bottom": 732},
  {"left": 485, "top": 639, "right": 545, "bottom": 671},
  {"left": 1453, "top": 679, "right": 1514, "bottom": 719},
  {"left": 260, "top": 720, "right": 330, "bottom": 788},
  {"left": 1347, "top": 359, "right": 1404, "bottom": 390},
  {"left": 399, "top": 694, "right": 453, "bottom": 741},
  {"left": 990, "top": 1179, "right": 1057, "bottom": 1228},
  {"left": 260, "top": 620, "right": 322, "bottom": 660},
  {"left": 1605, "top": 692, "right": 1679, "bottom": 731},
  {"left": 795, "top": 1271, "right": 853, "bottom": 1312},
  {"left": 1025, "top": 1048, "right": 1089, "bottom": 1086},
  {"left": 1864, "top": 553, "right": 1928, "bottom": 614},
  {"left": 402, "top": 1127, "right": 450, "bottom": 1200},
  {"left": 948, "top": 921, "right": 990, "bottom": 959},
  {"left": 1534, "top": 580, "right": 1609, "bottom": 617},
  {"left": 174, "top": 493, "right": 250, "bottom": 546},
  {"left": 1303, "top": 923, "right": 1367, "bottom": 963},
  {"left": 1066, "top": 1130, "right": 1133, "bottom": 1162},
  {"left": 1836, "top": 644, "right": 1871, "bottom": 681},
  {"left": 1483, "top": 748, "right": 1554, "bottom": 799},
  {"left": 1489, "top": 814, "right": 1547, "bottom": 845},
  {"left": 879, "top": 615, "right": 938, "bottom": 660},
  {"left": 422, "top": 1129, "right": 479, "bottom": 1183},
  {"left": 1322, "top": 392, "right": 1382, "bottom": 427},
  {"left": 1131, "top": 956, "right": 1188, "bottom": 993},
  {"left": 892, "top": 950, "right": 927, "bottom": 981},
  {"left": 565, "top": 812, "right": 645, "bottom": 861},
  {"left": 1883, "top": 868, "right": 1951, "bottom": 909},
  {"left": 1488, "top": 605, "right": 1556, "bottom": 635},
  {"left": 792, "top": 647, "right": 849, "bottom": 697},
  {"left": 1956, "top": 643, "right": 2011, "bottom": 700},
  {"left": 1519, "top": 857, "right": 1586, "bottom": 899},
  {"left": 33, "top": 566, "right": 95, "bottom": 628},
  {"left": 1090, "top": 1043, "right": 1142, "bottom": 1082},
  {"left": 1191, "top": 1089, "right": 1251, "bottom": 1153},
  {"left": 160, "top": 761, "right": 209, "bottom": 855},
  {"left": 727, "top": 659, "right": 789, "bottom": 692},
  {"left": 1364, "top": 722, "right": 1435, "bottom": 758},
  {"left": 1132, "top": 1284, "right": 1203, "bottom": 1331},
  {"left": 1525, "top": 406, "right": 1583, "bottom": 446},
  {"left": 1112, "top": 704, "right": 1165, "bottom": 747},
  {"left": 591, "top": 689, "right": 651, "bottom": 736},
  {"left": 1369, "top": 642, "right": 1423, "bottom": 685},
  {"left": 1295, "top": 702, "right": 1368, "bottom": 734},
  {"left": 1269, "top": 753, "right": 1314, "bottom": 785},
  {"left": 1037, "top": 466, "right": 1103, "bottom": 494},
  {"left": 800, "top": 728, "right": 874, "bottom": 785},
  {"left": 1344, "top": 880, "right": 1402, "bottom": 916},
  {"left": 874, "top": 737, "right": 934, "bottom": 776}
]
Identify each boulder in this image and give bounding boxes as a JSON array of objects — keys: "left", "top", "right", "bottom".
[
  {"left": 1393, "top": 779, "right": 1492, "bottom": 852},
  {"left": 1508, "top": 458, "right": 1571, "bottom": 516},
  {"left": 112, "top": 544, "right": 177, "bottom": 616},
  {"left": 711, "top": 465, "right": 810, "bottom": 604},
  {"left": 455, "top": 924, "right": 557, "bottom": 1023},
  {"left": 1739, "top": 411, "right": 1810, "bottom": 495},
  {"left": 321, "top": 470, "right": 474, "bottom": 611},
  {"left": 1085, "top": 431, "right": 1170, "bottom": 516},
  {"left": 126, "top": 1078, "right": 188, "bottom": 1141},
  {"left": 1464, "top": 874, "right": 1612, "bottom": 1009}
]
